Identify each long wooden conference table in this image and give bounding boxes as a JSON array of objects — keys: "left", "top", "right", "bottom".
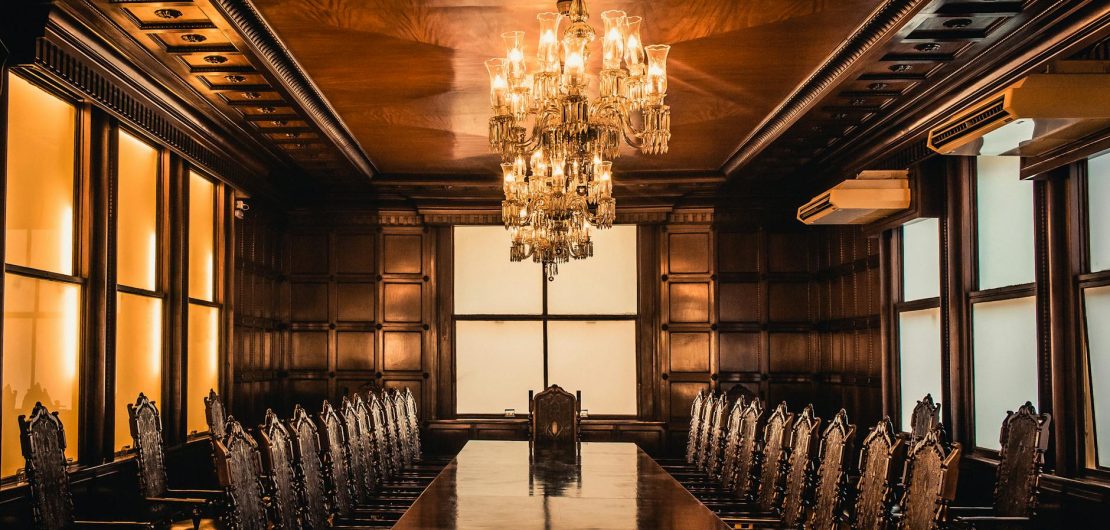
[{"left": 392, "top": 440, "right": 730, "bottom": 529}]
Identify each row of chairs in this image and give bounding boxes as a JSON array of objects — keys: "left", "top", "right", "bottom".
[
  {"left": 660, "top": 392, "right": 1051, "bottom": 529},
  {"left": 17, "top": 387, "right": 444, "bottom": 529}
]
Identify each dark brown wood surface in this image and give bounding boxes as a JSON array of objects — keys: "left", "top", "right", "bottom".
[{"left": 392, "top": 441, "right": 729, "bottom": 529}]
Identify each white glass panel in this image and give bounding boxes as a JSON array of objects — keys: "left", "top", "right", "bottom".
[
  {"left": 454, "top": 226, "right": 542, "bottom": 315},
  {"left": 972, "top": 296, "right": 1038, "bottom": 449},
  {"left": 902, "top": 218, "right": 940, "bottom": 301},
  {"left": 5, "top": 73, "right": 76, "bottom": 275},
  {"left": 189, "top": 172, "right": 216, "bottom": 301},
  {"left": 898, "top": 308, "right": 943, "bottom": 429},
  {"left": 1084, "top": 285, "right": 1110, "bottom": 467},
  {"left": 187, "top": 304, "right": 220, "bottom": 434},
  {"left": 115, "top": 293, "right": 163, "bottom": 450},
  {"left": 456, "top": 320, "right": 543, "bottom": 414},
  {"left": 1089, "top": 153, "right": 1110, "bottom": 273},
  {"left": 976, "top": 156, "right": 1034, "bottom": 289},
  {"left": 548, "top": 320, "right": 637, "bottom": 415},
  {"left": 2, "top": 274, "right": 81, "bottom": 476},
  {"left": 548, "top": 225, "right": 638, "bottom": 315},
  {"left": 117, "top": 130, "right": 159, "bottom": 291}
]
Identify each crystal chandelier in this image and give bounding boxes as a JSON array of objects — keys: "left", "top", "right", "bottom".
[{"left": 488, "top": 0, "right": 671, "bottom": 279}]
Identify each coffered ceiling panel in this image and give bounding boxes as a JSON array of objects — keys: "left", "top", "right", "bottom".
[{"left": 250, "top": 0, "right": 884, "bottom": 177}]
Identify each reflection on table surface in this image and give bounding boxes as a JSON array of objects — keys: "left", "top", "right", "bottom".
[{"left": 392, "top": 440, "right": 730, "bottom": 530}]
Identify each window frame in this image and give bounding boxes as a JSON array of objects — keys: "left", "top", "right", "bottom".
[
  {"left": 892, "top": 217, "right": 944, "bottom": 432},
  {"left": 1077, "top": 153, "right": 1110, "bottom": 475},
  {"left": 451, "top": 225, "right": 641, "bottom": 419},
  {"left": 184, "top": 168, "right": 225, "bottom": 439}
]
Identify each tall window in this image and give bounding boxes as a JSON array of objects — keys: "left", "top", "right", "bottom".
[
  {"left": 897, "top": 217, "right": 942, "bottom": 430},
  {"left": 186, "top": 171, "right": 220, "bottom": 434},
  {"left": 971, "top": 156, "right": 1038, "bottom": 450},
  {"left": 454, "top": 225, "right": 638, "bottom": 416},
  {"left": 1084, "top": 151, "right": 1110, "bottom": 468},
  {"left": 113, "top": 129, "right": 163, "bottom": 451},
  {"left": 1, "top": 73, "right": 82, "bottom": 477}
]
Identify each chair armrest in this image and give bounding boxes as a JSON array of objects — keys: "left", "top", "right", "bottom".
[
  {"left": 948, "top": 506, "right": 994, "bottom": 515},
  {"left": 719, "top": 515, "right": 782, "bottom": 526},
  {"left": 76, "top": 521, "right": 156, "bottom": 529},
  {"left": 953, "top": 516, "right": 1032, "bottom": 525},
  {"left": 165, "top": 488, "right": 223, "bottom": 499},
  {"left": 146, "top": 495, "right": 210, "bottom": 505}
]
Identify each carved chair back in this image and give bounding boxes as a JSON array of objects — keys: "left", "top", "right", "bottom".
[
  {"left": 718, "top": 396, "right": 746, "bottom": 484},
  {"left": 340, "top": 396, "right": 373, "bottom": 502},
  {"left": 685, "top": 391, "right": 706, "bottom": 464},
  {"left": 213, "top": 419, "right": 268, "bottom": 530},
  {"left": 368, "top": 392, "right": 399, "bottom": 479},
  {"left": 257, "top": 410, "right": 299, "bottom": 530},
  {"left": 992, "top": 402, "right": 1052, "bottom": 520},
  {"left": 755, "top": 402, "right": 794, "bottom": 513},
  {"left": 702, "top": 394, "right": 729, "bottom": 474},
  {"left": 530, "top": 384, "right": 579, "bottom": 451},
  {"left": 781, "top": 405, "right": 822, "bottom": 527},
  {"left": 402, "top": 388, "right": 422, "bottom": 460},
  {"left": 353, "top": 395, "right": 384, "bottom": 490},
  {"left": 726, "top": 397, "right": 764, "bottom": 498},
  {"left": 127, "top": 392, "right": 171, "bottom": 498},
  {"left": 204, "top": 389, "right": 227, "bottom": 440},
  {"left": 805, "top": 409, "right": 856, "bottom": 530},
  {"left": 897, "top": 429, "right": 962, "bottom": 530},
  {"left": 692, "top": 392, "right": 715, "bottom": 469},
  {"left": 288, "top": 405, "right": 330, "bottom": 530},
  {"left": 18, "top": 402, "right": 77, "bottom": 530},
  {"left": 909, "top": 394, "right": 941, "bottom": 445},
  {"left": 385, "top": 390, "right": 412, "bottom": 467},
  {"left": 317, "top": 400, "right": 355, "bottom": 517},
  {"left": 853, "top": 417, "right": 906, "bottom": 530}
]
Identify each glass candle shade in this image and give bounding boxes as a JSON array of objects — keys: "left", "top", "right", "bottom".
[
  {"left": 644, "top": 44, "right": 670, "bottom": 98},
  {"left": 601, "top": 10, "right": 626, "bottom": 70},
  {"left": 486, "top": 58, "right": 509, "bottom": 110},
  {"left": 624, "top": 16, "right": 645, "bottom": 72},
  {"left": 536, "top": 12, "right": 562, "bottom": 72},
  {"left": 562, "top": 35, "right": 589, "bottom": 89},
  {"left": 502, "top": 31, "right": 527, "bottom": 87}
]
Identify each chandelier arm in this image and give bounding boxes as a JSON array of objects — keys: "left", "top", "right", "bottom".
[{"left": 507, "top": 105, "right": 558, "bottom": 153}]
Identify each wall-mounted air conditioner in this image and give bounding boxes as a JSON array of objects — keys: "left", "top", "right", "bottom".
[
  {"left": 797, "top": 170, "right": 910, "bottom": 225},
  {"left": 927, "top": 65, "right": 1110, "bottom": 157}
]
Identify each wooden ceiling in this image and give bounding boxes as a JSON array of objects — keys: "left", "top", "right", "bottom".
[{"left": 248, "top": 0, "right": 885, "bottom": 177}]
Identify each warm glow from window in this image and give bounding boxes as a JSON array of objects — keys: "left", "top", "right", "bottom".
[
  {"left": 1089, "top": 153, "right": 1110, "bottom": 273},
  {"left": 455, "top": 320, "right": 543, "bottom": 414},
  {"left": 902, "top": 218, "right": 940, "bottom": 301},
  {"left": 976, "top": 156, "right": 1034, "bottom": 289},
  {"left": 898, "top": 308, "right": 942, "bottom": 429},
  {"left": 548, "top": 320, "right": 637, "bottom": 415},
  {"left": 188, "top": 172, "right": 216, "bottom": 301},
  {"left": 116, "top": 130, "right": 159, "bottom": 291},
  {"left": 115, "top": 293, "right": 163, "bottom": 450},
  {"left": 454, "top": 226, "right": 541, "bottom": 315},
  {"left": 548, "top": 226, "right": 638, "bottom": 315},
  {"left": 972, "top": 296, "right": 1038, "bottom": 449},
  {"left": 4, "top": 73, "right": 76, "bottom": 275},
  {"left": 2, "top": 274, "right": 81, "bottom": 476},
  {"left": 186, "top": 304, "right": 219, "bottom": 434}
]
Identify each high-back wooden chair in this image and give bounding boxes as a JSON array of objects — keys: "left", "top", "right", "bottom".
[
  {"left": 805, "top": 409, "right": 856, "bottom": 530},
  {"left": 367, "top": 393, "right": 397, "bottom": 480},
  {"left": 287, "top": 405, "right": 331, "bottom": 530},
  {"left": 949, "top": 402, "right": 1052, "bottom": 529},
  {"left": 529, "top": 384, "right": 580, "bottom": 452},
  {"left": 909, "top": 394, "right": 941, "bottom": 444},
  {"left": 204, "top": 389, "right": 227, "bottom": 440},
  {"left": 401, "top": 388, "right": 423, "bottom": 461},
  {"left": 693, "top": 393, "right": 718, "bottom": 470},
  {"left": 717, "top": 396, "right": 746, "bottom": 484},
  {"left": 897, "top": 428, "right": 962, "bottom": 530},
  {"left": 340, "top": 396, "right": 375, "bottom": 503},
  {"left": 19, "top": 402, "right": 159, "bottom": 529},
  {"left": 257, "top": 410, "right": 299, "bottom": 530},
  {"left": 700, "top": 394, "right": 728, "bottom": 473},
  {"left": 213, "top": 419, "right": 268, "bottom": 530},
  {"left": 754, "top": 402, "right": 795, "bottom": 513},
  {"left": 725, "top": 397, "right": 764, "bottom": 498},
  {"left": 685, "top": 391, "right": 707, "bottom": 465},
  {"left": 779, "top": 405, "right": 822, "bottom": 527},
  {"left": 127, "top": 393, "right": 222, "bottom": 528},
  {"left": 318, "top": 400, "right": 357, "bottom": 519},
  {"left": 852, "top": 417, "right": 907, "bottom": 530},
  {"left": 384, "top": 390, "right": 411, "bottom": 468}
]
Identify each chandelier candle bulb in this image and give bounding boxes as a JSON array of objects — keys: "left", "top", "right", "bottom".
[{"left": 601, "top": 10, "right": 627, "bottom": 70}]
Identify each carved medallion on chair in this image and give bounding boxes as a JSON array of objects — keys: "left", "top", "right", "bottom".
[
  {"left": 897, "top": 428, "right": 962, "bottom": 530},
  {"left": 852, "top": 417, "right": 906, "bottom": 530},
  {"left": 805, "top": 409, "right": 856, "bottom": 530},
  {"left": 530, "top": 384, "right": 580, "bottom": 452}
]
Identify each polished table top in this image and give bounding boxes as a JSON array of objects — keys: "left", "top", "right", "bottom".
[{"left": 392, "top": 441, "right": 730, "bottom": 529}]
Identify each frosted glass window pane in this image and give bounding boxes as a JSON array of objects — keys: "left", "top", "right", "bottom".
[
  {"left": 898, "top": 308, "right": 942, "bottom": 429},
  {"left": 548, "top": 226, "right": 638, "bottom": 315},
  {"left": 456, "top": 320, "right": 543, "bottom": 414},
  {"left": 972, "top": 296, "right": 1038, "bottom": 450},
  {"left": 115, "top": 293, "right": 163, "bottom": 450},
  {"left": 187, "top": 304, "right": 220, "bottom": 435},
  {"left": 5, "top": 73, "right": 76, "bottom": 275},
  {"left": 902, "top": 218, "right": 940, "bottom": 301},
  {"left": 189, "top": 172, "right": 216, "bottom": 301},
  {"left": 1084, "top": 285, "right": 1110, "bottom": 467},
  {"left": 548, "top": 320, "right": 637, "bottom": 415},
  {"left": 976, "top": 156, "right": 1034, "bottom": 289},
  {"left": 1089, "top": 153, "right": 1110, "bottom": 273},
  {"left": 454, "top": 226, "right": 541, "bottom": 314},
  {"left": 2, "top": 274, "right": 81, "bottom": 476},
  {"left": 117, "top": 130, "right": 159, "bottom": 291}
]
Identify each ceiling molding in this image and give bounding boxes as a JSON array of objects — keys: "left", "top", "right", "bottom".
[
  {"left": 209, "top": 0, "right": 377, "bottom": 180},
  {"left": 720, "top": 0, "right": 929, "bottom": 177}
]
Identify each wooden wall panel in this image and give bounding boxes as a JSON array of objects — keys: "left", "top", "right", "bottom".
[
  {"left": 668, "top": 232, "right": 711, "bottom": 274},
  {"left": 669, "top": 282, "right": 711, "bottom": 323},
  {"left": 383, "top": 282, "right": 423, "bottom": 323},
  {"left": 336, "top": 331, "right": 374, "bottom": 371},
  {"left": 336, "top": 282, "right": 375, "bottom": 321},
  {"left": 382, "top": 233, "right": 423, "bottom": 274},
  {"left": 669, "top": 332, "right": 711, "bottom": 373},
  {"left": 719, "top": 332, "right": 760, "bottom": 373},
  {"left": 719, "top": 282, "right": 759, "bottom": 322}
]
